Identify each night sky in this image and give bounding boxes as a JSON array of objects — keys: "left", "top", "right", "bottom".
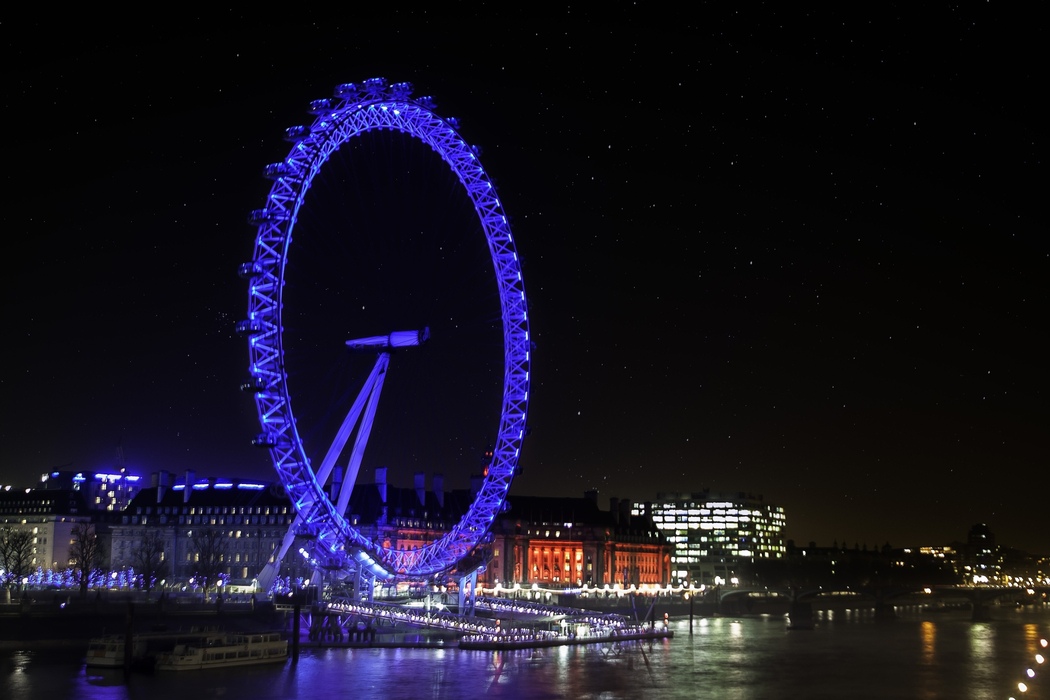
[{"left": 3, "top": 9, "right": 1046, "bottom": 555}]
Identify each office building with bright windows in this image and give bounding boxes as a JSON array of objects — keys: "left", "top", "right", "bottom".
[{"left": 632, "top": 491, "right": 786, "bottom": 586}]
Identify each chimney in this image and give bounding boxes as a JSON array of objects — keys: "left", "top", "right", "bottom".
[
  {"left": 619, "top": 499, "right": 632, "bottom": 528},
  {"left": 414, "top": 472, "right": 426, "bottom": 507},
  {"left": 151, "top": 472, "right": 160, "bottom": 489},
  {"left": 375, "top": 466, "right": 388, "bottom": 505},
  {"left": 433, "top": 473, "right": 444, "bottom": 509},
  {"left": 184, "top": 469, "right": 195, "bottom": 503},
  {"left": 471, "top": 475, "right": 484, "bottom": 498},
  {"left": 609, "top": 497, "right": 620, "bottom": 526},
  {"left": 156, "top": 471, "right": 170, "bottom": 503}
]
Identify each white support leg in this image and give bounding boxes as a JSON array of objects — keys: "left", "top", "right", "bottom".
[{"left": 335, "top": 353, "right": 390, "bottom": 516}]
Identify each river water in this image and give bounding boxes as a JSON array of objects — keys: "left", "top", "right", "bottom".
[{"left": 3, "top": 606, "right": 1047, "bottom": 699}]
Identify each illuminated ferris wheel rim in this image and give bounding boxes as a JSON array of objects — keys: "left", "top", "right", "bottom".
[{"left": 241, "top": 78, "right": 530, "bottom": 580}]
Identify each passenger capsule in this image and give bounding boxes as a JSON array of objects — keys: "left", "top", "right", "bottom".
[
  {"left": 235, "top": 319, "right": 263, "bottom": 336},
  {"left": 240, "top": 376, "right": 267, "bottom": 393},
  {"left": 283, "top": 125, "right": 310, "bottom": 142},
  {"left": 308, "top": 98, "right": 333, "bottom": 115},
  {"left": 247, "top": 208, "right": 288, "bottom": 225},
  {"left": 252, "top": 433, "right": 278, "bottom": 448},
  {"left": 238, "top": 261, "right": 263, "bottom": 279},
  {"left": 262, "top": 162, "right": 300, "bottom": 180},
  {"left": 334, "top": 82, "right": 361, "bottom": 100},
  {"left": 389, "top": 82, "right": 413, "bottom": 100},
  {"left": 363, "top": 77, "right": 388, "bottom": 98}
]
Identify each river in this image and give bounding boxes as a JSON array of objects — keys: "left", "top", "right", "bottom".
[{"left": 3, "top": 606, "right": 1047, "bottom": 699}]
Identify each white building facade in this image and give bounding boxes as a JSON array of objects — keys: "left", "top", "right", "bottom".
[{"left": 0, "top": 489, "right": 93, "bottom": 571}]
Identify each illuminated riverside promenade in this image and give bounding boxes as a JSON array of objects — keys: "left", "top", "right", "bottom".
[{"left": 322, "top": 597, "right": 672, "bottom": 650}]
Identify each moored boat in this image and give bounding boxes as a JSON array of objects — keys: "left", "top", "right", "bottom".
[
  {"left": 155, "top": 632, "right": 287, "bottom": 671},
  {"left": 85, "top": 628, "right": 220, "bottom": 669},
  {"left": 85, "top": 635, "right": 147, "bottom": 668},
  {"left": 86, "top": 625, "right": 227, "bottom": 671}
]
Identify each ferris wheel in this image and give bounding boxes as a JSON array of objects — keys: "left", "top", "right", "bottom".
[{"left": 238, "top": 78, "right": 530, "bottom": 581}]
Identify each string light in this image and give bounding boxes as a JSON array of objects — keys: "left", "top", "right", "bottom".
[
  {"left": 1007, "top": 637, "right": 1047, "bottom": 699},
  {"left": 323, "top": 597, "right": 670, "bottom": 649}
]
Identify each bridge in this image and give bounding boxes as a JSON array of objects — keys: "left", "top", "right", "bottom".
[{"left": 714, "top": 584, "right": 1050, "bottom": 622}]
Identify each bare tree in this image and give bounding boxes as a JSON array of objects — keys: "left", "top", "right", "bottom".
[
  {"left": 131, "top": 530, "right": 167, "bottom": 601},
  {"left": 0, "top": 527, "right": 35, "bottom": 591},
  {"left": 69, "top": 523, "right": 105, "bottom": 599},
  {"left": 191, "top": 529, "right": 229, "bottom": 599}
]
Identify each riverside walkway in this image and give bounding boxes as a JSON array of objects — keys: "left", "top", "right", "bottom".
[{"left": 322, "top": 597, "right": 672, "bottom": 650}]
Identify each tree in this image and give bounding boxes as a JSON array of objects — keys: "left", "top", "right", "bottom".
[
  {"left": 69, "top": 523, "right": 105, "bottom": 599},
  {"left": 191, "top": 529, "right": 229, "bottom": 599},
  {"left": 131, "top": 530, "right": 167, "bottom": 601},
  {"left": 0, "top": 527, "right": 35, "bottom": 591}
]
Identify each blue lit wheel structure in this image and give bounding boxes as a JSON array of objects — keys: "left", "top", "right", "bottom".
[{"left": 239, "top": 78, "right": 530, "bottom": 580}]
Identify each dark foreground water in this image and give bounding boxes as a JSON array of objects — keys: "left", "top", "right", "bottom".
[{"left": 3, "top": 607, "right": 1047, "bottom": 699}]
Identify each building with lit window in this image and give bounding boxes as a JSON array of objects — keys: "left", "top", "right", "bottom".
[
  {"left": 0, "top": 488, "right": 93, "bottom": 570},
  {"left": 40, "top": 470, "right": 143, "bottom": 513},
  {"left": 632, "top": 491, "right": 786, "bottom": 586},
  {"left": 107, "top": 468, "right": 671, "bottom": 589},
  {"left": 342, "top": 468, "right": 476, "bottom": 553},
  {"left": 343, "top": 472, "right": 671, "bottom": 588},
  {"left": 486, "top": 493, "right": 670, "bottom": 587},
  {"left": 109, "top": 471, "right": 295, "bottom": 583}
]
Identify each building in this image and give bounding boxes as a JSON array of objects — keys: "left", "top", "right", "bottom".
[
  {"left": 109, "top": 472, "right": 295, "bottom": 583},
  {"left": 957, "top": 522, "right": 1003, "bottom": 584},
  {"left": 343, "top": 471, "right": 671, "bottom": 587},
  {"left": 0, "top": 488, "right": 93, "bottom": 570},
  {"left": 343, "top": 468, "right": 476, "bottom": 553},
  {"left": 632, "top": 491, "right": 786, "bottom": 586},
  {"left": 487, "top": 493, "right": 671, "bottom": 587},
  {"left": 108, "top": 467, "right": 671, "bottom": 589},
  {"left": 41, "top": 470, "right": 143, "bottom": 513}
]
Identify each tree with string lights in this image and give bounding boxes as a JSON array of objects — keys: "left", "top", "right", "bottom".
[
  {"left": 69, "top": 523, "right": 105, "bottom": 599},
  {"left": 131, "top": 530, "right": 167, "bottom": 601},
  {"left": 0, "top": 527, "right": 35, "bottom": 593},
  {"left": 191, "top": 528, "right": 228, "bottom": 600}
]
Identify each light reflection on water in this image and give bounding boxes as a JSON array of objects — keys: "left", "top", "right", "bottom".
[
  {"left": 917, "top": 620, "right": 938, "bottom": 700},
  {"left": 921, "top": 620, "right": 936, "bottom": 666},
  {"left": 1026, "top": 622, "right": 1041, "bottom": 653},
  {"left": 968, "top": 622, "right": 998, "bottom": 697},
  {"left": 2, "top": 608, "right": 1047, "bottom": 700}
]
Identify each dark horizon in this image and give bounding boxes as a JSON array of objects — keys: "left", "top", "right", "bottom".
[{"left": 2, "top": 9, "right": 1046, "bottom": 555}]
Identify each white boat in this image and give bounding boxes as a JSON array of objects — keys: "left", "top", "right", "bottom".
[
  {"left": 155, "top": 632, "right": 287, "bottom": 671},
  {"left": 85, "top": 635, "right": 147, "bottom": 668},
  {"left": 85, "top": 627, "right": 222, "bottom": 669}
]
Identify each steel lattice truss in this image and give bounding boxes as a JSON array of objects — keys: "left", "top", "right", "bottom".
[{"left": 241, "top": 78, "right": 530, "bottom": 580}]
